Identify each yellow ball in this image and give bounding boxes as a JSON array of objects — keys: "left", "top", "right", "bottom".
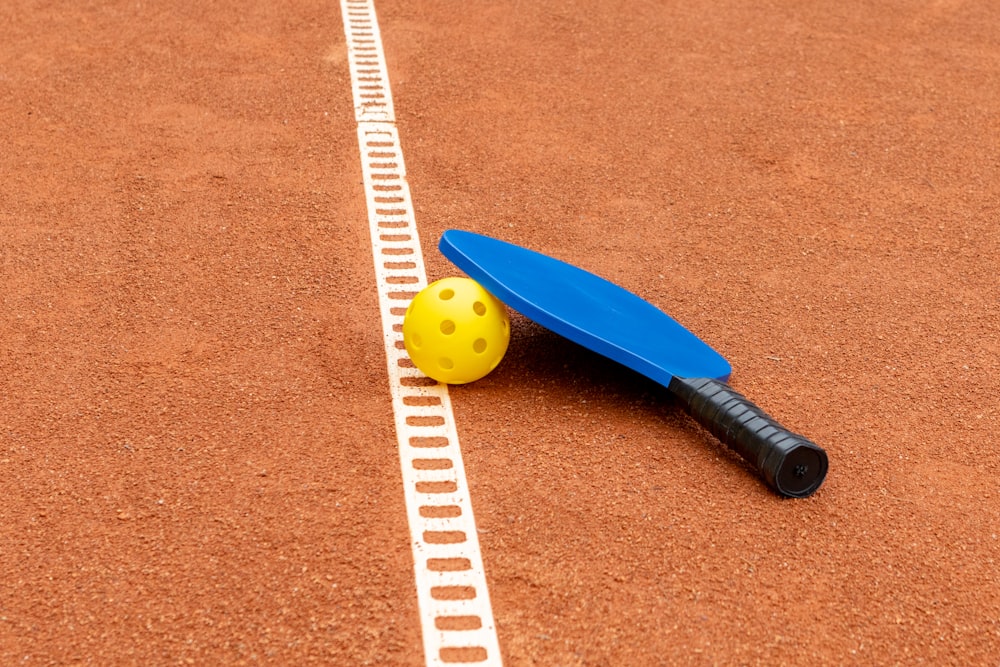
[{"left": 402, "top": 277, "right": 510, "bottom": 384}]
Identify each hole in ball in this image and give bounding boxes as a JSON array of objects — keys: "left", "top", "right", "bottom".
[
  {"left": 439, "top": 357, "right": 454, "bottom": 370},
  {"left": 440, "top": 320, "right": 456, "bottom": 335},
  {"left": 411, "top": 333, "right": 422, "bottom": 349},
  {"left": 472, "top": 338, "right": 487, "bottom": 354},
  {"left": 439, "top": 289, "right": 455, "bottom": 301},
  {"left": 472, "top": 301, "right": 486, "bottom": 316}
]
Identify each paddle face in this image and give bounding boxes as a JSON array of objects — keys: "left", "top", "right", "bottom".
[{"left": 439, "top": 230, "right": 732, "bottom": 386}]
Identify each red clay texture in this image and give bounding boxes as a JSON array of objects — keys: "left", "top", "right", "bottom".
[{"left": 2, "top": 0, "right": 998, "bottom": 665}]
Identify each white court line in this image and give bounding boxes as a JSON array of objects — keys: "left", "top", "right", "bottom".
[{"left": 338, "top": 1, "right": 503, "bottom": 666}]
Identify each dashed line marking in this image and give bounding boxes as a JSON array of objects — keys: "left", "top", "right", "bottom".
[{"left": 339, "top": 1, "right": 503, "bottom": 666}]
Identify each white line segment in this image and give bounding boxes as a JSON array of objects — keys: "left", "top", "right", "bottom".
[{"left": 339, "top": 1, "right": 503, "bottom": 665}]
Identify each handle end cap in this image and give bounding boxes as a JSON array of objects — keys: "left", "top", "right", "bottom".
[{"left": 768, "top": 441, "right": 828, "bottom": 498}]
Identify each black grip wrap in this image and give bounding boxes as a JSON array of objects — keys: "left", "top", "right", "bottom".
[{"left": 667, "top": 376, "right": 828, "bottom": 498}]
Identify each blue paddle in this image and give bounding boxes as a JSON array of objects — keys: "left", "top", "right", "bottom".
[{"left": 439, "top": 229, "right": 828, "bottom": 498}]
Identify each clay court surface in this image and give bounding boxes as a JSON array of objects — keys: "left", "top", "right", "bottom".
[{"left": 2, "top": 0, "right": 999, "bottom": 664}]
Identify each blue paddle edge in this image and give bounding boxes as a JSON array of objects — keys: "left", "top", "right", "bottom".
[{"left": 438, "top": 230, "right": 732, "bottom": 386}]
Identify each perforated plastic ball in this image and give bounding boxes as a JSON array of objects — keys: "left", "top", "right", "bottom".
[{"left": 402, "top": 277, "right": 510, "bottom": 384}]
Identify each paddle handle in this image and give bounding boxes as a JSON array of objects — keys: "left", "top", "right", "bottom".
[{"left": 667, "top": 376, "right": 828, "bottom": 497}]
